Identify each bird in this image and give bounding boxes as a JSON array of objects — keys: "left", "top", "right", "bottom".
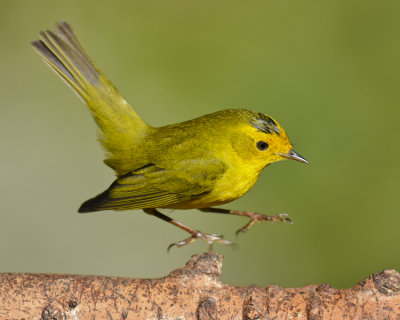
[{"left": 32, "top": 21, "right": 308, "bottom": 250}]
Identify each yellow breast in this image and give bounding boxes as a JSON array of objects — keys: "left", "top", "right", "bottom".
[{"left": 171, "top": 155, "right": 263, "bottom": 210}]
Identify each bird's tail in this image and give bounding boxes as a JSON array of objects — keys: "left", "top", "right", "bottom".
[{"left": 32, "top": 21, "right": 149, "bottom": 173}]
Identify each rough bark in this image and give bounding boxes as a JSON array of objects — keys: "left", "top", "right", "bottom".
[{"left": 0, "top": 253, "right": 399, "bottom": 319}]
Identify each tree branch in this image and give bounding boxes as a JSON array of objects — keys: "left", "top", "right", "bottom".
[{"left": 1, "top": 253, "right": 399, "bottom": 319}]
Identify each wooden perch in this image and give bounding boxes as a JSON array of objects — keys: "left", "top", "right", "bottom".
[{"left": 0, "top": 253, "right": 399, "bottom": 319}]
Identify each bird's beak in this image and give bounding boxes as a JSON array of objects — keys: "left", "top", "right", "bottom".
[{"left": 278, "top": 149, "right": 308, "bottom": 164}]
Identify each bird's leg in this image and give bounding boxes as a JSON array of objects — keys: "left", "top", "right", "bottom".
[
  {"left": 143, "top": 208, "right": 233, "bottom": 251},
  {"left": 199, "top": 207, "right": 292, "bottom": 236}
]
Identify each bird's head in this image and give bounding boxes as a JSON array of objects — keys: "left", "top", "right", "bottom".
[{"left": 232, "top": 110, "right": 308, "bottom": 170}]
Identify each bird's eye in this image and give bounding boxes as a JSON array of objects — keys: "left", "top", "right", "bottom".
[{"left": 256, "top": 141, "right": 269, "bottom": 151}]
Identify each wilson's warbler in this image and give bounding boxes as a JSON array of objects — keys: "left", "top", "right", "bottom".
[{"left": 32, "top": 22, "right": 308, "bottom": 249}]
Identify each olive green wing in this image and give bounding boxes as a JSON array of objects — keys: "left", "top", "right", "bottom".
[{"left": 78, "top": 159, "right": 226, "bottom": 212}]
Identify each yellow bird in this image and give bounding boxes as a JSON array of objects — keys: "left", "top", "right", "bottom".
[{"left": 32, "top": 22, "right": 308, "bottom": 249}]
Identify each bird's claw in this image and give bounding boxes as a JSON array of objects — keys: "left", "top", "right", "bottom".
[
  {"left": 167, "top": 232, "right": 233, "bottom": 252},
  {"left": 270, "top": 213, "right": 292, "bottom": 223},
  {"left": 235, "top": 213, "right": 292, "bottom": 236}
]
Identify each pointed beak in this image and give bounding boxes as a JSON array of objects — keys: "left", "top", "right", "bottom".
[{"left": 278, "top": 149, "right": 308, "bottom": 164}]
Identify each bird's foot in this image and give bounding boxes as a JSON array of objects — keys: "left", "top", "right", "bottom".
[
  {"left": 167, "top": 231, "right": 233, "bottom": 252},
  {"left": 235, "top": 213, "right": 292, "bottom": 236}
]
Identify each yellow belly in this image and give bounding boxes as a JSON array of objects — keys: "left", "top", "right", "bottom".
[{"left": 170, "top": 162, "right": 262, "bottom": 209}]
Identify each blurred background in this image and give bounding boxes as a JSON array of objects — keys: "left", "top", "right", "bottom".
[{"left": 1, "top": 0, "right": 399, "bottom": 289}]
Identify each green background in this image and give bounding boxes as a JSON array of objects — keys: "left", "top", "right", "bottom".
[{"left": 1, "top": 0, "right": 399, "bottom": 289}]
